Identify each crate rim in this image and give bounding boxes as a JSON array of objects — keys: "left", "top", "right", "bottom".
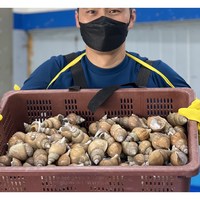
[{"left": 0, "top": 87, "right": 196, "bottom": 111}]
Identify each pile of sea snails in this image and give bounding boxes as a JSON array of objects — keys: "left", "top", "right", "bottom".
[{"left": 0, "top": 112, "right": 189, "bottom": 167}]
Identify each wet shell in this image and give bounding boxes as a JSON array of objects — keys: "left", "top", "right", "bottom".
[
  {"left": 110, "top": 124, "right": 128, "bottom": 142},
  {"left": 70, "top": 146, "right": 91, "bottom": 166},
  {"left": 59, "top": 126, "right": 72, "bottom": 141},
  {"left": 97, "top": 115, "right": 115, "bottom": 132},
  {"left": 148, "top": 149, "right": 171, "bottom": 166},
  {"left": 48, "top": 137, "right": 67, "bottom": 165},
  {"left": 99, "top": 154, "right": 120, "bottom": 166},
  {"left": 119, "top": 162, "right": 129, "bottom": 167},
  {"left": 38, "top": 127, "right": 58, "bottom": 136},
  {"left": 11, "top": 158, "right": 22, "bottom": 166},
  {"left": 24, "top": 132, "right": 51, "bottom": 150},
  {"left": 147, "top": 116, "right": 167, "bottom": 132},
  {"left": 170, "top": 131, "right": 188, "bottom": 154},
  {"left": 170, "top": 131, "right": 187, "bottom": 144},
  {"left": 89, "top": 149, "right": 105, "bottom": 165},
  {"left": 150, "top": 132, "right": 170, "bottom": 150},
  {"left": 174, "top": 125, "right": 186, "bottom": 134},
  {"left": 88, "top": 138, "right": 108, "bottom": 165},
  {"left": 0, "top": 155, "right": 12, "bottom": 166},
  {"left": 24, "top": 157, "right": 34, "bottom": 166},
  {"left": 48, "top": 133, "right": 63, "bottom": 143},
  {"left": 7, "top": 131, "right": 26, "bottom": 148},
  {"left": 148, "top": 149, "right": 165, "bottom": 166},
  {"left": 33, "top": 149, "right": 48, "bottom": 166},
  {"left": 122, "top": 141, "right": 138, "bottom": 156},
  {"left": 138, "top": 140, "right": 153, "bottom": 155},
  {"left": 57, "top": 151, "right": 71, "bottom": 166},
  {"left": 24, "top": 121, "right": 40, "bottom": 133},
  {"left": 23, "top": 162, "right": 33, "bottom": 167},
  {"left": 64, "top": 113, "right": 85, "bottom": 125},
  {"left": 129, "top": 127, "right": 151, "bottom": 142},
  {"left": 71, "top": 126, "right": 90, "bottom": 144},
  {"left": 41, "top": 114, "right": 64, "bottom": 129},
  {"left": 128, "top": 154, "right": 148, "bottom": 166},
  {"left": 8, "top": 143, "right": 34, "bottom": 161},
  {"left": 107, "top": 142, "right": 122, "bottom": 157},
  {"left": 98, "top": 121, "right": 112, "bottom": 132},
  {"left": 70, "top": 140, "right": 91, "bottom": 152},
  {"left": 95, "top": 130, "right": 115, "bottom": 146},
  {"left": 167, "top": 112, "right": 188, "bottom": 126},
  {"left": 173, "top": 139, "right": 188, "bottom": 154},
  {"left": 170, "top": 149, "right": 188, "bottom": 166},
  {"left": 163, "top": 121, "right": 176, "bottom": 135},
  {"left": 112, "top": 114, "right": 146, "bottom": 130},
  {"left": 88, "top": 121, "right": 99, "bottom": 136}
]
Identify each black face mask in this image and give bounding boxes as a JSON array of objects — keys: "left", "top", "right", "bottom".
[{"left": 79, "top": 16, "right": 129, "bottom": 52}]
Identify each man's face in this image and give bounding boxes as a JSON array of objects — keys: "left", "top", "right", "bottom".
[{"left": 76, "top": 8, "right": 135, "bottom": 30}]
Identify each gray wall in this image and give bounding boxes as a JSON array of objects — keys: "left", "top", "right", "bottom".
[{"left": 0, "top": 8, "right": 13, "bottom": 98}]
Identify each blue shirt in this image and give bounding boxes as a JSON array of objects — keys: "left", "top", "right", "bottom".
[{"left": 21, "top": 50, "right": 190, "bottom": 90}]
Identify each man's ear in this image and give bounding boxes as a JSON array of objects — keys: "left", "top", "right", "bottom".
[
  {"left": 128, "top": 9, "right": 136, "bottom": 30},
  {"left": 75, "top": 10, "right": 80, "bottom": 28}
]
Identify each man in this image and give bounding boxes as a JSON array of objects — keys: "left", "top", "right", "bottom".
[{"left": 21, "top": 8, "right": 190, "bottom": 90}]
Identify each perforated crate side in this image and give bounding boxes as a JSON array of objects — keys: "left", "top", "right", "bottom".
[{"left": 0, "top": 88, "right": 199, "bottom": 192}]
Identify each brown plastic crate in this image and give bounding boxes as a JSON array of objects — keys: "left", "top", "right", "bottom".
[{"left": 0, "top": 88, "right": 199, "bottom": 192}]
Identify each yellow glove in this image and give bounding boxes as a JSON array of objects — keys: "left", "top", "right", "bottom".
[
  {"left": 0, "top": 84, "right": 21, "bottom": 122},
  {"left": 178, "top": 98, "right": 200, "bottom": 144},
  {"left": 13, "top": 84, "right": 21, "bottom": 91}
]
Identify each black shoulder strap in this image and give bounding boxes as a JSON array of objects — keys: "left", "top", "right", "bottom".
[
  {"left": 88, "top": 60, "right": 154, "bottom": 113},
  {"left": 64, "top": 54, "right": 154, "bottom": 113},
  {"left": 64, "top": 52, "right": 78, "bottom": 63},
  {"left": 64, "top": 53, "right": 88, "bottom": 89},
  {"left": 135, "top": 60, "right": 152, "bottom": 87}
]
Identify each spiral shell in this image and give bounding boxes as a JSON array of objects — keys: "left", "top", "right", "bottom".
[
  {"left": 167, "top": 112, "right": 188, "bottom": 126},
  {"left": 8, "top": 143, "right": 34, "bottom": 161},
  {"left": 24, "top": 132, "right": 51, "bottom": 150},
  {"left": 88, "top": 121, "right": 99, "bottom": 136},
  {"left": 110, "top": 124, "right": 128, "bottom": 142},
  {"left": 57, "top": 151, "right": 71, "bottom": 166},
  {"left": 99, "top": 154, "right": 121, "bottom": 166},
  {"left": 138, "top": 140, "right": 153, "bottom": 155},
  {"left": 170, "top": 148, "right": 188, "bottom": 166},
  {"left": 170, "top": 131, "right": 188, "bottom": 154},
  {"left": 107, "top": 142, "right": 122, "bottom": 158},
  {"left": 70, "top": 146, "right": 91, "bottom": 166},
  {"left": 59, "top": 126, "right": 72, "bottom": 141},
  {"left": 23, "top": 157, "right": 34, "bottom": 166},
  {"left": 64, "top": 113, "right": 85, "bottom": 125},
  {"left": 147, "top": 116, "right": 167, "bottom": 132},
  {"left": 122, "top": 141, "right": 138, "bottom": 156},
  {"left": 33, "top": 149, "right": 48, "bottom": 166},
  {"left": 41, "top": 114, "right": 64, "bottom": 129},
  {"left": 129, "top": 127, "right": 151, "bottom": 142},
  {"left": 88, "top": 138, "right": 108, "bottom": 165},
  {"left": 7, "top": 131, "right": 26, "bottom": 148},
  {"left": 150, "top": 132, "right": 170, "bottom": 150},
  {"left": 48, "top": 137, "right": 67, "bottom": 165},
  {"left": 148, "top": 149, "right": 171, "bottom": 166},
  {"left": 128, "top": 154, "right": 148, "bottom": 166},
  {"left": 95, "top": 130, "right": 115, "bottom": 146},
  {"left": 0, "top": 155, "right": 11, "bottom": 166},
  {"left": 11, "top": 158, "right": 22, "bottom": 166}
]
